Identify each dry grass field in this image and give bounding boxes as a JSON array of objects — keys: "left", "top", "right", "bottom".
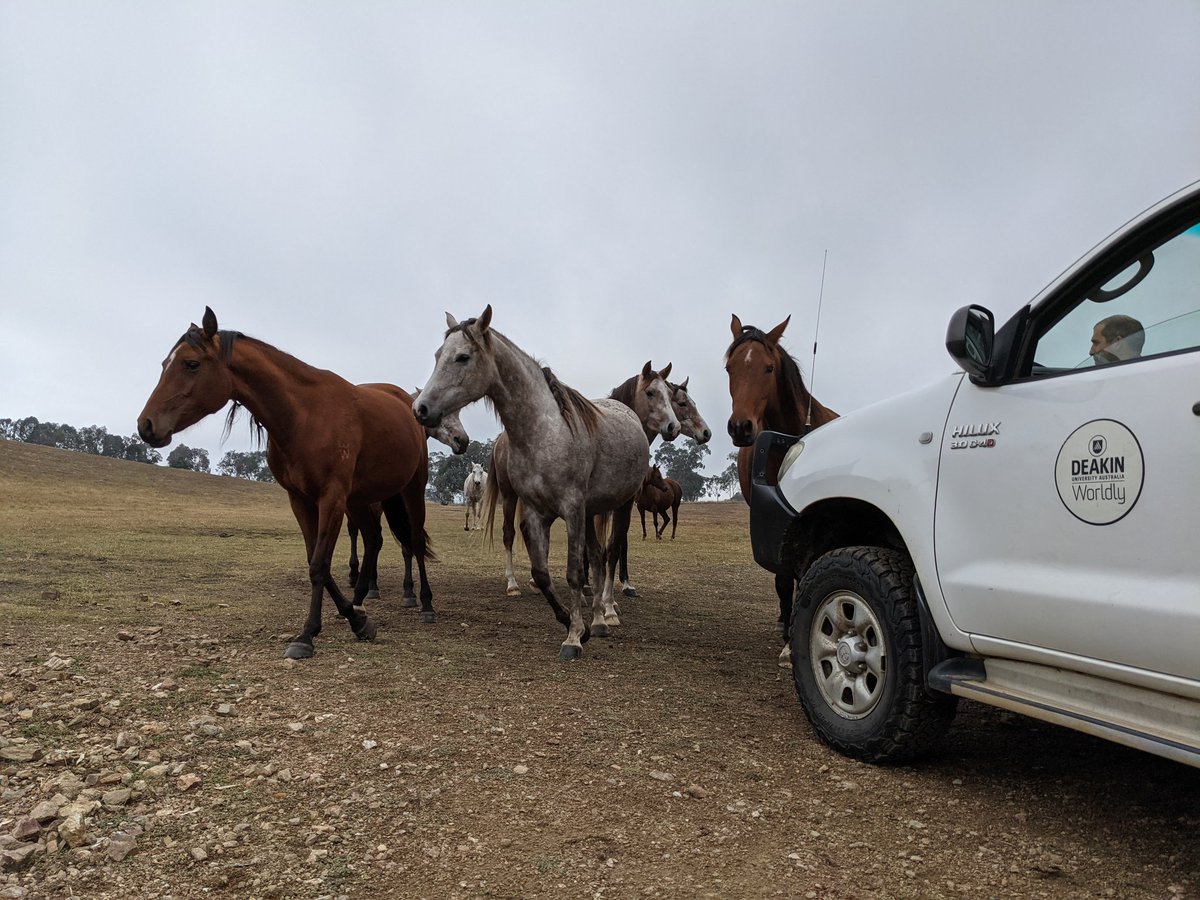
[{"left": 0, "top": 439, "right": 1196, "bottom": 899}]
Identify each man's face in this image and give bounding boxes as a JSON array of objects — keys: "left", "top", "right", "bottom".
[{"left": 1089, "top": 324, "right": 1110, "bottom": 358}]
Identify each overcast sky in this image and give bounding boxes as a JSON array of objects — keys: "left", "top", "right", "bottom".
[{"left": 2, "top": 2, "right": 1197, "bottom": 475}]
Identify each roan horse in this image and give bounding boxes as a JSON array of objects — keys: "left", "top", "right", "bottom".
[
  {"left": 137, "top": 308, "right": 435, "bottom": 659},
  {"left": 463, "top": 463, "right": 487, "bottom": 531},
  {"left": 726, "top": 313, "right": 838, "bottom": 645},
  {"left": 345, "top": 387, "right": 468, "bottom": 600},
  {"left": 415, "top": 306, "right": 665, "bottom": 659},
  {"left": 485, "top": 361, "right": 682, "bottom": 601}
]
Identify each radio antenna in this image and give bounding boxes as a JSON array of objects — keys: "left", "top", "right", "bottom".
[{"left": 806, "top": 249, "right": 828, "bottom": 431}]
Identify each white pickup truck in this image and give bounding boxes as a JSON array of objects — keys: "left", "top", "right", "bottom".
[{"left": 749, "top": 182, "right": 1200, "bottom": 766}]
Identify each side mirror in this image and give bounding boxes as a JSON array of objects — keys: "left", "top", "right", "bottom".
[{"left": 945, "top": 304, "right": 995, "bottom": 381}]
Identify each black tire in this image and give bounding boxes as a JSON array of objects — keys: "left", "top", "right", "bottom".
[{"left": 789, "top": 546, "right": 957, "bottom": 763}]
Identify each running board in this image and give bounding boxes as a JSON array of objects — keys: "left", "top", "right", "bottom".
[{"left": 929, "top": 658, "right": 1200, "bottom": 769}]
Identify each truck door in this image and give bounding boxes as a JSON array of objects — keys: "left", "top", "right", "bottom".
[{"left": 934, "top": 219, "right": 1200, "bottom": 682}]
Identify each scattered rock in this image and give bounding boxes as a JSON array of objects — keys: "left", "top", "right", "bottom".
[
  {"left": 57, "top": 813, "right": 88, "bottom": 848},
  {"left": 684, "top": 784, "right": 708, "bottom": 799},
  {"left": 41, "top": 590, "right": 60, "bottom": 601},
  {"left": 513, "top": 765, "right": 528, "bottom": 775},
  {"left": 648, "top": 770, "right": 675, "bottom": 782},
  {"left": 107, "top": 827, "right": 141, "bottom": 862},
  {"left": 178, "top": 773, "right": 202, "bottom": 792}
]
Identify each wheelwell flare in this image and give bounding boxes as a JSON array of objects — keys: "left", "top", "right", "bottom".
[{"left": 784, "top": 499, "right": 907, "bottom": 596}]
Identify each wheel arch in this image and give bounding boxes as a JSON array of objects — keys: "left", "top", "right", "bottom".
[{"left": 783, "top": 498, "right": 909, "bottom": 590}]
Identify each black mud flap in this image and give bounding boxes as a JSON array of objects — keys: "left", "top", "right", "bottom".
[{"left": 749, "top": 430, "right": 800, "bottom": 576}]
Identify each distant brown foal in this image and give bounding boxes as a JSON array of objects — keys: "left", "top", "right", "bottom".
[
  {"left": 137, "top": 308, "right": 434, "bottom": 659},
  {"left": 636, "top": 466, "right": 673, "bottom": 540}
]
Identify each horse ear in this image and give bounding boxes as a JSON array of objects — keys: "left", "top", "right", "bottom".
[
  {"left": 477, "top": 304, "right": 492, "bottom": 334},
  {"left": 679, "top": 376, "right": 689, "bottom": 392},
  {"left": 445, "top": 312, "right": 459, "bottom": 329},
  {"left": 766, "top": 315, "right": 790, "bottom": 344},
  {"left": 658, "top": 362, "right": 672, "bottom": 381},
  {"left": 731, "top": 314, "right": 743, "bottom": 340},
  {"left": 202, "top": 307, "right": 218, "bottom": 339},
  {"left": 641, "top": 360, "right": 654, "bottom": 381}
]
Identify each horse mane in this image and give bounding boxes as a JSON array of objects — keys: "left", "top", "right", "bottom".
[
  {"left": 446, "top": 320, "right": 600, "bottom": 435},
  {"left": 178, "top": 326, "right": 271, "bottom": 448},
  {"left": 608, "top": 374, "right": 639, "bottom": 407},
  {"left": 725, "top": 326, "right": 812, "bottom": 418},
  {"left": 542, "top": 367, "right": 602, "bottom": 435}
]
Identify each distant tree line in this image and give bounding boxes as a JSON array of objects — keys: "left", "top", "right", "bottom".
[
  {"left": 3, "top": 415, "right": 740, "bottom": 497},
  {"left": 0, "top": 416, "right": 274, "bottom": 482}
]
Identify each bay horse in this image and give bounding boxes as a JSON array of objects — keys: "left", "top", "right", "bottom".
[
  {"left": 345, "top": 386, "right": 467, "bottom": 600},
  {"left": 725, "top": 313, "right": 838, "bottom": 647},
  {"left": 463, "top": 463, "right": 487, "bottom": 531},
  {"left": 483, "top": 360, "right": 680, "bottom": 602},
  {"left": 415, "top": 306, "right": 666, "bottom": 659},
  {"left": 137, "top": 308, "right": 435, "bottom": 660},
  {"left": 636, "top": 466, "right": 673, "bottom": 539}
]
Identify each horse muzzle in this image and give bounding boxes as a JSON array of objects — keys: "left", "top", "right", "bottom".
[
  {"left": 413, "top": 401, "right": 440, "bottom": 428},
  {"left": 138, "top": 417, "right": 172, "bottom": 449},
  {"left": 728, "top": 418, "right": 756, "bottom": 447}
]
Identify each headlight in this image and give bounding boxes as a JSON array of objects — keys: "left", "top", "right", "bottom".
[{"left": 777, "top": 440, "right": 805, "bottom": 481}]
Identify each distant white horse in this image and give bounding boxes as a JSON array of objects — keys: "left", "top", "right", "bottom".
[
  {"left": 463, "top": 463, "right": 487, "bottom": 531},
  {"left": 415, "top": 305, "right": 675, "bottom": 660}
]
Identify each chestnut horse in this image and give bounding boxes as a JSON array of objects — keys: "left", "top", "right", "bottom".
[
  {"left": 345, "top": 386, "right": 468, "bottom": 600},
  {"left": 137, "top": 308, "right": 435, "bottom": 659},
  {"left": 725, "top": 313, "right": 838, "bottom": 644},
  {"left": 415, "top": 306, "right": 670, "bottom": 659}
]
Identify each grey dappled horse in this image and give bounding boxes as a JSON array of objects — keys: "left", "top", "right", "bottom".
[{"left": 414, "top": 305, "right": 670, "bottom": 660}]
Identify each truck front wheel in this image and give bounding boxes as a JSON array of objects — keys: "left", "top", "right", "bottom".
[{"left": 790, "top": 546, "right": 957, "bottom": 763}]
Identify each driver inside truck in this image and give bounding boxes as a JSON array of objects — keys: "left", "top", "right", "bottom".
[{"left": 1090, "top": 314, "right": 1145, "bottom": 364}]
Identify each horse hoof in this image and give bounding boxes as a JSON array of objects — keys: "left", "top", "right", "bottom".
[
  {"left": 400, "top": 596, "right": 418, "bottom": 608},
  {"left": 283, "top": 641, "right": 314, "bottom": 660},
  {"left": 355, "top": 619, "right": 377, "bottom": 642},
  {"left": 559, "top": 644, "right": 582, "bottom": 661},
  {"left": 622, "top": 587, "right": 639, "bottom": 598},
  {"left": 591, "top": 622, "right": 610, "bottom": 639},
  {"left": 419, "top": 611, "right": 436, "bottom": 624},
  {"left": 604, "top": 614, "right": 621, "bottom": 627},
  {"left": 505, "top": 588, "right": 522, "bottom": 597},
  {"left": 365, "top": 589, "right": 380, "bottom": 601}
]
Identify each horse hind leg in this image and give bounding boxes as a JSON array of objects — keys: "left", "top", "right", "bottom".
[
  {"left": 586, "top": 514, "right": 613, "bottom": 638},
  {"left": 600, "top": 501, "right": 632, "bottom": 627},
  {"left": 503, "top": 494, "right": 521, "bottom": 596},
  {"left": 351, "top": 508, "right": 384, "bottom": 606}
]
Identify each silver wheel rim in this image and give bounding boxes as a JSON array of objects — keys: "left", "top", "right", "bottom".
[{"left": 808, "top": 589, "right": 887, "bottom": 720}]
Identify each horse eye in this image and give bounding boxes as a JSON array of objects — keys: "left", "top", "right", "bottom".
[
  {"left": 184, "top": 360, "right": 200, "bottom": 371},
  {"left": 766, "top": 365, "right": 775, "bottom": 374},
  {"left": 645, "top": 390, "right": 654, "bottom": 398},
  {"left": 455, "top": 354, "right": 470, "bottom": 364}
]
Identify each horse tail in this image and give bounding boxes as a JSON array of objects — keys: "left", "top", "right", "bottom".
[
  {"left": 382, "top": 494, "right": 436, "bottom": 563},
  {"left": 482, "top": 469, "right": 500, "bottom": 549},
  {"left": 593, "top": 512, "right": 611, "bottom": 550}
]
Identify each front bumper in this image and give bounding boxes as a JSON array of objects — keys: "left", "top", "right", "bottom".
[{"left": 748, "top": 430, "right": 800, "bottom": 575}]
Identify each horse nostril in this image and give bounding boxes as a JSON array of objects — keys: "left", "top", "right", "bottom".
[
  {"left": 139, "top": 419, "right": 154, "bottom": 441},
  {"left": 415, "top": 403, "right": 429, "bottom": 422}
]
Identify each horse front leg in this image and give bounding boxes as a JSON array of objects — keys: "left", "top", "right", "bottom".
[
  {"left": 288, "top": 499, "right": 376, "bottom": 660},
  {"left": 520, "top": 513, "right": 571, "bottom": 644},
  {"left": 656, "top": 507, "right": 670, "bottom": 540},
  {"left": 560, "top": 508, "right": 592, "bottom": 660}
]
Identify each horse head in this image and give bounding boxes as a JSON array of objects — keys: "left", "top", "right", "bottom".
[
  {"left": 725, "top": 313, "right": 790, "bottom": 447},
  {"left": 412, "top": 387, "right": 470, "bottom": 454},
  {"left": 137, "top": 307, "right": 236, "bottom": 448},
  {"left": 645, "top": 465, "right": 667, "bottom": 490},
  {"left": 415, "top": 305, "right": 496, "bottom": 428},
  {"left": 667, "top": 376, "right": 712, "bottom": 444},
  {"left": 634, "top": 361, "right": 681, "bottom": 442}
]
